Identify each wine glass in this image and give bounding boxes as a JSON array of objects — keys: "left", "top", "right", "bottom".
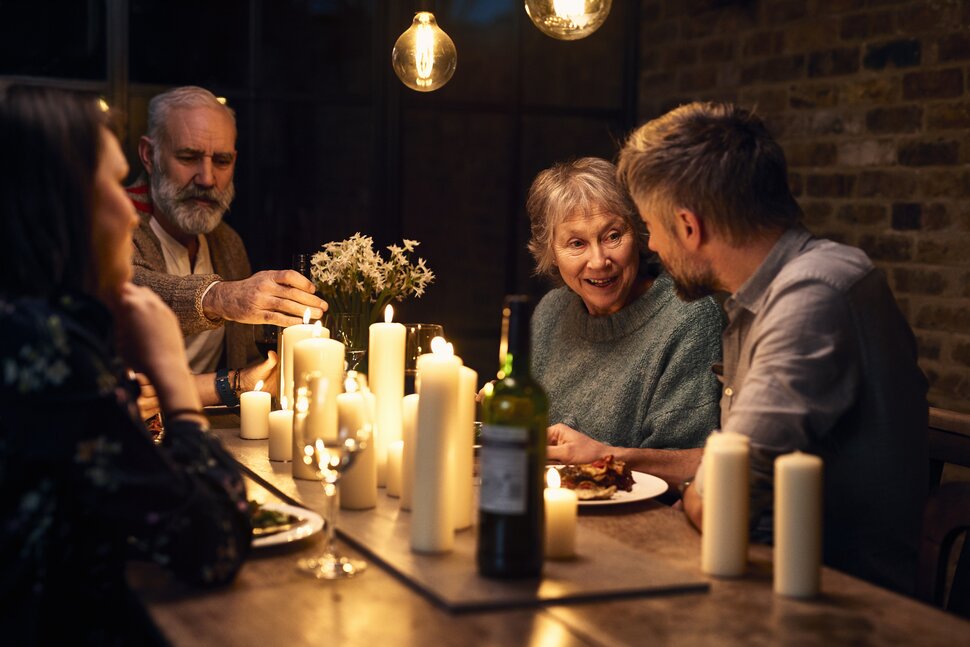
[
  {"left": 404, "top": 323, "right": 444, "bottom": 393},
  {"left": 328, "top": 313, "right": 367, "bottom": 372},
  {"left": 296, "top": 411, "right": 371, "bottom": 579}
]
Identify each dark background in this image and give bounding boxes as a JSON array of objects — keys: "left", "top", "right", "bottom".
[{"left": 0, "top": 0, "right": 638, "bottom": 382}]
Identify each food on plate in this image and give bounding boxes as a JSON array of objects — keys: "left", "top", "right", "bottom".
[
  {"left": 249, "top": 501, "right": 302, "bottom": 537},
  {"left": 558, "top": 455, "right": 635, "bottom": 501}
]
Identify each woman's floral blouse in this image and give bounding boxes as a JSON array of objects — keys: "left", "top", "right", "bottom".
[{"left": 0, "top": 293, "right": 252, "bottom": 644}]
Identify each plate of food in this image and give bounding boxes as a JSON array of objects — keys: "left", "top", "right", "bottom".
[
  {"left": 557, "top": 455, "right": 668, "bottom": 506},
  {"left": 249, "top": 501, "right": 323, "bottom": 548}
]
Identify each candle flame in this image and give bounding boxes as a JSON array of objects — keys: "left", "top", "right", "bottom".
[
  {"left": 254, "top": 380, "right": 264, "bottom": 392},
  {"left": 344, "top": 376, "right": 358, "bottom": 393},
  {"left": 280, "top": 395, "right": 289, "bottom": 410},
  {"left": 546, "top": 467, "right": 561, "bottom": 489},
  {"left": 312, "top": 320, "right": 323, "bottom": 337},
  {"left": 384, "top": 304, "right": 394, "bottom": 323},
  {"left": 431, "top": 336, "right": 452, "bottom": 356},
  {"left": 303, "top": 308, "right": 311, "bottom": 325}
]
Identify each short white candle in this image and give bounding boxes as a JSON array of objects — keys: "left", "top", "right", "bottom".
[
  {"left": 387, "top": 440, "right": 404, "bottom": 498},
  {"left": 544, "top": 468, "right": 577, "bottom": 559},
  {"left": 453, "top": 365, "right": 477, "bottom": 530},
  {"left": 701, "top": 431, "right": 750, "bottom": 577},
  {"left": 369, "top": 305, "right": 406, "bottom": 487},
  {"left": 282, "top": 311, "right": 327, "bottom": 407},
  {"left": 410, "top": 337, "right": 460, "bottom": 554},
  {"left": 338, "top": 380, "right": 377, "bottom": 510},
  {"left": 268, "top": 404, "right": 294, "bottom": 461},
  {"left": 400, "top": 393, "right": 419, "bottom": 511},
  {"left": 240, "top": 381, "right": 270, "bottom": 440},
  {"left": 774, "top": 451, "right": 823, "bottom": 598}
]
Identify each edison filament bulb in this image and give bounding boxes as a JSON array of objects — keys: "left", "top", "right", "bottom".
[
  {"left": 524, "top": 0, "right": 612, "bottom": 40},
  {"left": 392, "top": 12, "right": 457, "bottom": 92}
]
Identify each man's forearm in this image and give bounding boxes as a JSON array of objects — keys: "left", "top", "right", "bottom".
[{"left": 610, "top": 446, "right": 704, "bottom": 488}]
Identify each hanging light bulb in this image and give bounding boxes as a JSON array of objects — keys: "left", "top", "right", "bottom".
[
  {"left": 524, "top": 0, "right": 612, "bottom": 41},
  {"left": 392, "top": 11, "right": 457, "bottom": 92}
]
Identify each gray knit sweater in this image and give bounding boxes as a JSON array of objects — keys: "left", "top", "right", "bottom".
[{"left": 531, "top": 274, "right": 723, "bottom": 449}]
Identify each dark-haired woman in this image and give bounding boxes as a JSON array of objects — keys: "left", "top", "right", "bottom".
[{"left": 0, "top": 87, "right": 251, "bottom": 643}]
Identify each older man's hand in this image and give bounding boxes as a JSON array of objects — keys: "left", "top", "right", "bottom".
[
  {"left": 546, "top": 423, "right": 612, "bottom": 465},
  {"left": 203, "top": 270, "right": 327, "bottom": 326}
]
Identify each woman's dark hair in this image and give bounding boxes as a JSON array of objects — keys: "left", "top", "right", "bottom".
[{"left": 0, "top": 85, "right": 107, "bottom": 297}]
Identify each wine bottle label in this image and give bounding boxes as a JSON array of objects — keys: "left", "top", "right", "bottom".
[{"left": 479, "top": 424, "right": 529, "bottom": 514}]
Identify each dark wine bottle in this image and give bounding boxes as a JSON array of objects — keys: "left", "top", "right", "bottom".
[{"left": 477, "top": 295, "right": 548, "bottom": 578}]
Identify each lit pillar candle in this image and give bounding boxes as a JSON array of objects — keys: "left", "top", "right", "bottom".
[
  {"left": 544, "top": 467, "right": 577, "bottom": 559},
  {"left": 453, "top": 364, "right": 477, "bottom": 530},
  {"left": 387, "top": 440, "right": 403, "bottom": 497},
  {"left": 338, "top": 378, "right": 377, "bottom": 510},
  {"left": 240, "top": 380, "right": 270, "bottom": 440},
  {"left": 268, "top": 400, "right": 293, "bottom": 461},
  {"left": 292, "top": 388, "right": 320, "bottom": 480},
  {"left": 294, "top": 337, "right": 344, "bottom": 444},
  {"left": 410, "top": 337, "right": 460, "bottom": 554},
  {"left": 701, "top": 431, "right": 750, "bottom": 577},
  {"left": 282, "top": 312, "right": 328, "bottom": 408},
  {"left": 774, "top": 451, "right": 823, "bottom": 598},
  {"left": 369, "top": 305, "right": 406, "bottom": 487},
  {"left": 400, "top": 393, "right": 419, "bottom": 511}
]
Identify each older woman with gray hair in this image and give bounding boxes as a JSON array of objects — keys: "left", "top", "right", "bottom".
[{"left": 528, "top": 157, "right": 723, "bottom": 486}]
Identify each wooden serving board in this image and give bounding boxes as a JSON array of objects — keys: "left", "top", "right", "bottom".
[{"left": 215, "top": 426, "right": 709, "bottom": 613}]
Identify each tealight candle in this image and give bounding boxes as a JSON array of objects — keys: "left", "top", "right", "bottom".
[
  {"left": 701, "top": 431, "right": 750, "bottom": 577},
  {"left": 240, "top": 380, "right": 270, "bottom": 440},
  {"left": 387, "top": 439, "right": 403, "bottom": 497},
  {"left": 268, "top": 400, "right": 294, "bottom": 462},
  {"left": 369, "top": 305, "right": 405, "bottom": 487},
  {"left": 544, "top": 467, "right": 577, "bottom": 559},
  {"left": 774, "top": 451, "right": 823, "bottom": 598}
]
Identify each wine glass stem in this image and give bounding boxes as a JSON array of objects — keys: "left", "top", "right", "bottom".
[{"left": 323, "top": 481, "right": 338, "bottom": 557}]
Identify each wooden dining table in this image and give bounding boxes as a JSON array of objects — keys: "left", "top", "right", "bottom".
[{"left": 130, "top": 412, "right": 970, "bottom": 646}]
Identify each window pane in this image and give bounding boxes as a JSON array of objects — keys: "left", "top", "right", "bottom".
[{"left": 0, "top": 0, "right": 107, "bottom": 79}]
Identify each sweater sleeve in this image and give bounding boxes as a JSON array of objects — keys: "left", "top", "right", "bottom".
[
  {"left": 131, "top": 221, "right": 224, "bottom": 336},
  {"left": 639, "top": 298, "right": 723, "bottom": 449}
]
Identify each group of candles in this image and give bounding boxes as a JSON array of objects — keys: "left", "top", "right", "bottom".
[
  {"left": 701, "top": 430, "right": 823, "bottom": 598},
  {"left": 236, "top": 305, "right": 582, "bottom": 560}
]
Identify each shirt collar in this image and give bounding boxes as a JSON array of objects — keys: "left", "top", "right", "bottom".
[{"left": 725, "top": 226, "right": 813, "bottom": 315}]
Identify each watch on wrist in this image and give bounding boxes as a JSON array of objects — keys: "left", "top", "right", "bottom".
[{"left": 215, "top": 368, "right": 240, "bottom": 407}]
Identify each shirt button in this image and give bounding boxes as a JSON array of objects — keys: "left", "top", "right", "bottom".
[{"left": 724, "top": 387, "right": 734, "bottom": 397}]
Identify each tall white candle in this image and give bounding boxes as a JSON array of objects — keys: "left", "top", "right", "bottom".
[
  {"left": 294, "top": 337, "right": 344, "bottom": 444},
  {"left": 410, "top": 338, "right": 460, "bottom": 553},
  {"left": 282, "top": 313, "right": 327, "bottom": 407},
  {"left": 774, "top": 451, "right": 823, "bottom": 598},
  {"left": 268, "top": 405, "right": 294, "bottom": 461},
  {"left": 544, "top": 467, "right": 577, "bottom": 559},
  {"left": 400, "top": 393, "right": 419, "bottom": 511},
  {"left": 701, "top": 431, "right": 750, "bottom": 577},
  {"left": 369, "top": 305, "right": 406, "bottom": 487},
  {"left": 453, "top": 365, "right": 477, "bottom": 530},
  {"left": 338, "top": 381, "right": 377, "bottom": 510},
  {"left": 239, "top": 380, "right": 270, "bottom": 440},
  {"left": 387, "top": 440, "right": 403, "bottom": 498},
  {"left": 292, "top": 390, "right": 320, "bottom": 480}
]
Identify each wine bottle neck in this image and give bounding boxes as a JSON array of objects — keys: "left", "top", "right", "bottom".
[{"left": 499, "top": 297, "right": 531, "bottom": 379}]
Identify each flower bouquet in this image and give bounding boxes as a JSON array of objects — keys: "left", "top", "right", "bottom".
[{"left": 310, "top": 234, "right": 434, "bottom": 368}]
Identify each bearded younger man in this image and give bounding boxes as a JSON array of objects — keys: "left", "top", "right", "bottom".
[
  {"left": 129, "top": 86, "right": 326, "bottom": 408},
  {"left": 617, "top": 102, "right": 927, "bottom": 595}
]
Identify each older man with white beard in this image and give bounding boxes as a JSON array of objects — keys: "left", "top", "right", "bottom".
[{"left": 129, "top": 86, "right": 326, "bottom": 408}]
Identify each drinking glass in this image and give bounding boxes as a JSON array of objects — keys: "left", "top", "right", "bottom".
[
  {"left": 296, "top": 381, "right": 371, "bottom": 579},
  {"left": 328, "top": 312, "right": 367, "bottom": 372},
  {"left": 292, "top": 252, "right": 313, "bottom": 280},
  {"left": 404, "top": 323, "right": 444, "bottom": 393},
  {"left": 254, "top": 324, "right": 280, "bottom": 358}
]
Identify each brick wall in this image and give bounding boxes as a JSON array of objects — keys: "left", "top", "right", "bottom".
[{"left": 638, "top": 0, "right": 970, "bottom": 413}]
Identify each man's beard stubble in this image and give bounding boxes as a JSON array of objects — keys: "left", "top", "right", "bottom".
[{"left": 151, "top": 168, "right": 235, "bottom": 236}]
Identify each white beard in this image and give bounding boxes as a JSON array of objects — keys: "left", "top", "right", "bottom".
[{"left": 150, "top": 170, "right": 235, "bottom": 236}]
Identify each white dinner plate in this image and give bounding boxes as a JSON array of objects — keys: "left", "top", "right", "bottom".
[
  {"left": 251, "top": 502, "right": 324, "bottom": 548},
  {"left": 570, "top": 470, "right": 669, "bottom": 507}
]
